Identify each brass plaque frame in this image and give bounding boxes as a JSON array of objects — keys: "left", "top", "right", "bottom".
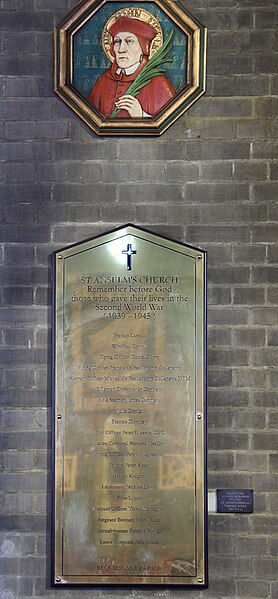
[
  {"left": 53, "top": 224, "right": 207, "bottom": 587},
  {"left": 54, "top": 0, "right": 207, "bottom": 136}
]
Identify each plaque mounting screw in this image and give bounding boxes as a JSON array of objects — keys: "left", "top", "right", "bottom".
[
  {"left": 197, "top": 414, "right": 203, "bottom": 420},
  {"left": 58, "top": 255, "right": 62, "bottom": 260},
  {"left": 198, "top": 578, "right": 203, "bottom": 583},
  {"left": 197, "top": 255, "right": 202, "bottom": 260},
  {"left": 56, "top": 577, "right": 61, "bottom": 583},
  {"left": 57, "top": 414, "right": 62, "bottom": 419}
]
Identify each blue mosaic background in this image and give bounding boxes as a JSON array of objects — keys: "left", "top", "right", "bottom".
[{"left": 73, "top": 1, "right": 187, "bottom": 98}]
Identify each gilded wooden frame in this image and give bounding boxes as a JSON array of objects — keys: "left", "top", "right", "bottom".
[{"left": 54, "top": 0, "right": 207, "bottom": 136}]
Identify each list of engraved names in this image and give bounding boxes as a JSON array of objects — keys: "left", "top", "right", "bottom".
[{"left": 63, "top": 271, "right": 196, "bottom": 578}]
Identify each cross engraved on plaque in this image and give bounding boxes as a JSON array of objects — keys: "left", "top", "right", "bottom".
[{"left": 122, "top": 243, "right": 137, "bottom": 270}]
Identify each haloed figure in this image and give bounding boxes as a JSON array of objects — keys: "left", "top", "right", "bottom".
[{"left": 88, "top": 16, "right": 174, "bottom": 118}]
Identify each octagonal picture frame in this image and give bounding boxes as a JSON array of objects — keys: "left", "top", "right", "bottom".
[{"left": 54, "top": 0, "right": 207, "bottom": 136}]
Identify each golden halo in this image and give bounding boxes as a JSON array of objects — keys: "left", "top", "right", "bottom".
[{"left": 102, "top": 7, "right": 163, "bottom": 63}]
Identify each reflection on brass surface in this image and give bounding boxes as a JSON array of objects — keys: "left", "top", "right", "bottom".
[{"left": 53, "top": 225, "right": 207, "bottom": 587}]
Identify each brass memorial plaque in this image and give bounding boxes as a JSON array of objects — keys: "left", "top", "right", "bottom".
[{"left": 53, "top": 224, "right": 207, "bottom": 587}]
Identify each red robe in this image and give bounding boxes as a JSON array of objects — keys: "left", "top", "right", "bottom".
[{"left": 87, "top": 58, "right": 175, "bottom": 118}]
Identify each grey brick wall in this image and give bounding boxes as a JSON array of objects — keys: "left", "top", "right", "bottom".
[{"left": 0, "top": 0, "right": 277, "bottom": 597}]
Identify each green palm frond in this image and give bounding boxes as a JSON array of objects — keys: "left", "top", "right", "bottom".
[{"left": 110, "top": 29, "right": 174, "bottom": 117}]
